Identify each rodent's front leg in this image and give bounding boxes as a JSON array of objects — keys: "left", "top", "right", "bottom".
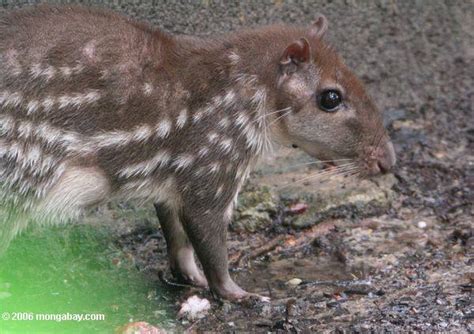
[
  {"left": 153, "top": 202, "right": 208, "bottom": 288},
  {"left": 180, "top": 208, "right": 248, "bottom": 301}
]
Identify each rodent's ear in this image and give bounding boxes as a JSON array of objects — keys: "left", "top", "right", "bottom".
[
  {"left": 280, "top": 38, "right": 311, "bottom": 75},
  {"left": 309, "top": 14, "right": 328, "bottom": 38}
]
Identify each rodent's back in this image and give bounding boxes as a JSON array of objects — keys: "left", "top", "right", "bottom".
[
  {"left": 0, "top": 6, "right": 173, "bottom": 207},
  {"left": 0, "top": 5, "right": 169, "bottom": 133}
]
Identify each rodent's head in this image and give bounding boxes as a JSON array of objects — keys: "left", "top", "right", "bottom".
[{"left": 273, "top": 16, "right": 395, "bottom": 176}]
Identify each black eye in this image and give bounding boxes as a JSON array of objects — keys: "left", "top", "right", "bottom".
[{"left": 318, "top": 90, "right": 342, "bottom": 112}]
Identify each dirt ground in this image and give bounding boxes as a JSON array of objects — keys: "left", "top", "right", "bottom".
[{"left": 2, "top": 1, "right": 473, "bottom": 332}]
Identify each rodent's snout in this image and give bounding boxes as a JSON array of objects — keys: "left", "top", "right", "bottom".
[{"left": 366, "top": 141, "right": 396, "bottom": 175}]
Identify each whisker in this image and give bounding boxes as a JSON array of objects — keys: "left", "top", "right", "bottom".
[
  {"left": 337, "top": 168, "right": 360, "bottom": 179},
  {"left": 280, "top": 163, "right": 359, "bottom": 189},
  {"left": 262, "top": 109, "right": 275, "bottom": 154},
  {"left": 267, "top": 108, "right": 293, "bottom": 128},
  {"left": 285, "top": 167, "right": 360, "bottom": 187},
  {"left": 251, "top": 107, "right": 292, "bottom": 128},
  {"left": 254, "top": 107, "right": 291, "bottom": 121},
  {"left": 284, "top": 158, "right": 354, "bottom": 170}
]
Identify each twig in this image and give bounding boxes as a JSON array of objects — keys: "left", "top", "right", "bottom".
[
  {"left": 301, "top": 279, "right": 376, "bottom": 295},
  {"left": 235, "top": 235, "right": 286, "bottom": 266},
  {"left": 158, "top": 271, "right": 194, "bottom": 289}
]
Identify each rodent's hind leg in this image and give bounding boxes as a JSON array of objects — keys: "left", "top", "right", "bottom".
[
  {"left": 153, "top": 202, "right": 208, "bottom": 288},
  {"left": 180, "top": 209, "right": 249, "bottom": 301}
]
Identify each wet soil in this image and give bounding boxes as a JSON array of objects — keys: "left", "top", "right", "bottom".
[{"left": 2, "top": 1, "right": 473, "bottom": 332}]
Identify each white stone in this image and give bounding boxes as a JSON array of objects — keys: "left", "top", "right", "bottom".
[{"left": 417, "top": 221, "right": 427, "bottom": 229}]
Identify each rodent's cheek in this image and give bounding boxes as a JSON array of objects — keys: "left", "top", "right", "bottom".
[{"left": 292, "top": 140, "right": 326, "bottom": 159}]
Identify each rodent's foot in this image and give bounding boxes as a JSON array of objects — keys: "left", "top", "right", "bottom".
[
  {"left": 174, "top": 270, "right": 208, "bottom": 288},
  {"left": 170, "top": 248, "right": 209, "bottom": 288},
  {"left": 212, "top": 290, "right": 271, "bottom": 304},
  {"left": 210, "top": 279, "right": 270, "bottom": 302},
  {"left": 250, "top": 293, "right": 271, "bottom": 303},
  {"left": 237, "top": 292, "right": 271, "bottom": 304}
]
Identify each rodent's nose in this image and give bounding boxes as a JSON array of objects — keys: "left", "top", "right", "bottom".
[{"left": 367, "top": 141, "right": 396, "bottom": 175}]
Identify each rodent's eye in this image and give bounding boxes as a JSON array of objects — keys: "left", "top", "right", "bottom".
[{"left": 318, "top": 90, "right": 342, "bottom": 112}]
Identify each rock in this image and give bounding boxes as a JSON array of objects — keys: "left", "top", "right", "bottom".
[
  {"left": 290, "top": 214, "right": 316, "bottom": 229},
  {"left": 178, "top": 295, "right": 211, "bottom": 321},
  {"left": 288, "top": 203, "right": 308, "bottom": 215},
  {"left": 231, "top": 186, "right": 278, "bottom": 232},
  {"left": 252, "top": 151, "right": 398, "bottom": 228},
  {"left": 417, "top": 221, "right": 427, "bottom": 229},
  {"left": 117, "top": 322, "right": 165, "bottom": 334},
  {"left": 287, "top": 278, "right": 303, "bottom": 286},
  {"left": 383, "top": 108, "right": 407, "bottom": 127}
]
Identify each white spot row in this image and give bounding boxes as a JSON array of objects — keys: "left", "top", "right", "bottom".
[
  {"left": 0, "top": 90, "right": 101, "bottom": 114},
  {"left": 207, "top": 132, "right": 233, "bottom": 154},
  {"left": 57, "top": 91, "right": 102, "bottom": 110},
  {"left": 1, "top": 115, "right": 82, "bottom": 150},
  {"left": 1, "top": 115, "right": 175, "bottom": 154},
  {"left": 194, "top": 161, "right": 222, "bottom": 177},
  {"left": 192, "top": 89, "right": 237, "bottom": 125},
  {"left": 88, "top": 125, "right": 153, "bottom": 149},
  {"left": 0, "top": 139, "right": 57, "bottom": 178},
  {"left": 0, "top": 140, "right": 65, "bottom": 198},
  {"left": 119, "top": 150, "right": 171, "bottom": 178},
  {"left": 29, "top": 63, "right": 84, "bottom": 81}
]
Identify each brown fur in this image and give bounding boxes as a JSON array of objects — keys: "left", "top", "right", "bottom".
[{"left": 0, "top": 5, "right": 395, "bottom": 300}]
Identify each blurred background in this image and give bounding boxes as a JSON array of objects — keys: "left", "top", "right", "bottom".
[{"left": 0, "top": 1, "right": 472, "bottom": 333}]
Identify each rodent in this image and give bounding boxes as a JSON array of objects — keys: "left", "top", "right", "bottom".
[{"left": 0, "top": 5, "right": 396, "bottom": 300}]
